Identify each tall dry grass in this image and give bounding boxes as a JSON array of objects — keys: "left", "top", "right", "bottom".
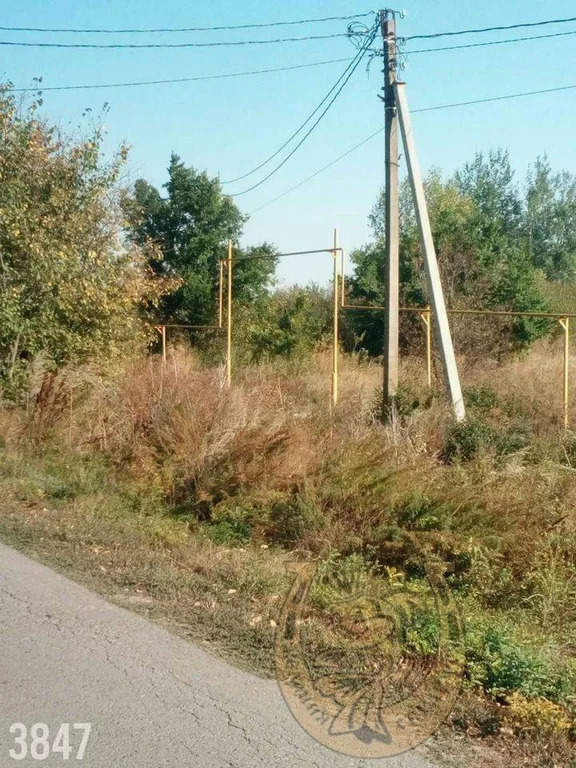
[
  {"left": 3, "top": 341, "right": 572, "bottom": 483},
  {"left": 2, "top": 344, "right": 576, "bottom": 762},
  {"left": 3, "top": 342, "right": 573, "bottom": 563}
]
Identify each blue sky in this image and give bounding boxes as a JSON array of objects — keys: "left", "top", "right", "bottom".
[{"left": 4, "top": 1, "right": 576, "bottom": 285}]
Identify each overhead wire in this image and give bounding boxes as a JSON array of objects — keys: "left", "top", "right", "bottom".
[
  {"left": 406, "top": 27, "right": 576, "bottom": 55},
  {"left": 410, "top": 83, "right": 576, "bottom": 113},
  {"left": 2, "top": 11, "right": 575, "bottom": 53},
  {"left": 249, "top": 127, "right": 384, "bottom": 214},
  {"left": 11, "top": 22, "right": 576, "bottom": 91},
  {"left": 229, "top": 25, "right": 377, "bottom": 197},
  {"left": 221, "top": 51, "right": 370, "bottom": 184},
  {"left": 12, "top": 57, "right": 353, "bottom": 92},
  {"left": 0, "top": 12, "right": 374, "bottom": 34},
  {"left": 0, "top": 11, "right": 571, "bottom": 38},
  {"left": 0, "top": 32, "right": 349, "bottom": 49},
  {"left": 250, "top": 82, "right": 576, "bottom": 214},
  {"left": 6, "top": 9, "right": 575, "bottom": 205},
  {"left": 406, "top": 13, "right": 576, "bottom": 40}
]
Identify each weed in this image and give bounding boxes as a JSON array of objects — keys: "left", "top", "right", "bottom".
[
  {"left": 464, "top": 385, "right": 498, "bottom": 414},
  {"left": 311, "top": 551, "right": 378, "bottom": 610},
  {"left": 443, "top": 419, "right": 495, "bottom": 462},
  {"left": 506, "top": 692, "right": 573, "bottom": 736},
  {"left": 203, "top": 500, "right": 254, "bottom": 545},
  {"left": 266, "top": 492, "right": 321, "bottom": 545},
  {"left": 395, "top": 493, "right": 450, "bottom": 531}
]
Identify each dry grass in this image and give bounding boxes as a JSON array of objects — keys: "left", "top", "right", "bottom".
[
  {"left": 3, "top": 343, "right": 576, "bottom": 581},
  {"left": 1, "top": 345, "right": 576, "bottom": 766}
]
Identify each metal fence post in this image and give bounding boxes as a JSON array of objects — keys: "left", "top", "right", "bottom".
[
  {"left": 419, "top": 306, "right": 432, "bottom": 388},
  {"left": 161, "top": 325, "right": 167, "bottom": 372},
  {"left": 226, "top": 241, "right": 233, "bottom": 388},
  {"left": 332, "top": 229, "right": 339, "bottom": 406},
  {"left": 219, "top": 259, "right": 224, "bottom": 329},
  {"left": 559, "top": 317, "right": 570, "bottom": 428}
]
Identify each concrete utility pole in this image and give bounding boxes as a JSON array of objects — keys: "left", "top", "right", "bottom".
[
  {"left": 380, "top": 9, "right": 400, "bottom": 420},
  {"left": 332, "top": 228, "right": 339, "bottom": 406},
  {"left": 226, "top": 239, "right": 233, "bottom": 388},
  {"left": 394, "top": 81, "right": 466, "bottom": 421}
]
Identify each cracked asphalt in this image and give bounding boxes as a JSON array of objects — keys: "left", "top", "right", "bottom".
[{"left": 0, "top": 542, "right": 439, "bottom": 767}]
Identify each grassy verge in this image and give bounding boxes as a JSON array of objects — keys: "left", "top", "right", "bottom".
[
  {"left": 0, "top": 450, "right": 290, "bottom": 676},
  {"left": 1, "top": 348, "right": 576, "bottom": 766}
]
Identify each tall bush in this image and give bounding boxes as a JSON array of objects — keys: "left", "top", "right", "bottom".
[{"left": 0, "top": 86, "right": 171, "bottom": 397}]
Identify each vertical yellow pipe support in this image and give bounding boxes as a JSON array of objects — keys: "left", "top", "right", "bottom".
[
  {"left": 332, "top": 229, "right": 339, "bottom": 406},
  {"left": 161, "top": 325, "right": 167, "bottom": 372},
  {"left": 566, "top": 317, "right": 570, "bottom": 429},
  {"left": 340, "top": 247, "right": 346, "bottom": 307},
  {"left": 218, "top": 259, "right": 224, "bottom": 329},
  {"left": 418, "top": 309, "right": 432, "bottom": 388},
  {"left": 226, "top": 240, "right": 233, "bottom": 388},
  {"left": 559, "top": 317, "right": 570, "bottom": 429},
  {"left": 421, "top": 306, "right": 432, "bottom": 388}
]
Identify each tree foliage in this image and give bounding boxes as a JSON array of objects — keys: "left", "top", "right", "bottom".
[
  {"left": 5, "top": 72, "right": 576, "bottom": 385},
  {"left": 348, "top": 151, "right": 553, "bottom": 358},
  {"left": 525, "top": 156, "right": 576, "bottom": 281},
  {"left": 126, "top": 154, "right": 277, "bottom": 327},
  {"left": 234, "top": 284, "right": 333, "bottom": 363},
  {"left": 0, "top": 87, "right": 170, "bottom": 397}
]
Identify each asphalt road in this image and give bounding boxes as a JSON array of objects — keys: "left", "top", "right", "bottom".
[{"left": 0, "top": 542, "right": 439, "bottom": 767}]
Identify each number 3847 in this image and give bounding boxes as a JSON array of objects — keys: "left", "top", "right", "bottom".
[{"left": 9, "top": 723, "right": 91, "bottom": 761}]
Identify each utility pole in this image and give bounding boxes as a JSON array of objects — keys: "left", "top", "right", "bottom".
[
  {"left": 381, "top": 8, "right": 400, "bottom": 420},
  {"left": 332, "top": 228, "right": 339, "bottom": 407},
  {"left": 394, "top": 82, "right": 465, "bottom": 421},
  {"left": 226, "top": 239, "right": 233, "bottom": 388}
]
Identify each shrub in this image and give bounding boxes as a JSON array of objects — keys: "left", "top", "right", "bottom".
[
  {"left": 464, "top": 385, "right": 498, "bottom": 414},
  {"left": 0, "top": 86, "right": 173, "bottom": 398},
  {"left": 203, "top": 500, "right": 254, "bottom": 545},
  {"left": 443, "top": 419, "right": 495, "bottom": 462},
  {"left": 235, "top": 285, "right": 333, "bottom": 364},
  {"left": 443, "top": 417, "right": 531, "bottom": 462},
  {"left": 475, "top": 627, "right": 549, "bottom": 698},
  {"left": 506, "top": 692, "right": 573, "bottom": 736},
  {"left": 466, "top": 620, "right": 576, "bottom": 706},
  {"left": 267, "top": 493, "right": 321, "bottom": 545},
  {"left": 395, "top": 493, "right": 449, "bottom": 531},
  {"left": 311, "top": 551, "right": 378, "bottom": 610},
  {"left": 369, "top": 383, "right": 424, "bottom": 422}
]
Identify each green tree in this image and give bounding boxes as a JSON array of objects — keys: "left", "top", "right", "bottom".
[
  {"left": 454, "top": 149, "right": 523, "bottom": 248},
  {"left": 348, "top": 156, "right": 549, "bottom": 357},
  {"left": 0, "top": 86, "right": 169, "bottom": 397},
  {"left": 235, "top": 285, "right": 333, "bottom": 363},
  {"left": 524, "top": 155, "right": 576, "bottom": 281},
  {"left": 127, "top": 154, "right": 277, "bottom": 327}
]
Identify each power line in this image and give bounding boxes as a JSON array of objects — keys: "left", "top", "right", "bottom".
[
  {"left": 14, "top": 24, "right": 576, "bottom": 92},
  {"left": 0, "top": 32, "right": 348, "bottom": 49},
  {"left": 222, "top": 54, "right": 366, "bottom": 184},
  {"left": 411, "top": 83, "right": 576, "bottom": 113},
  {"left": 12, "top": 57, "right": 352, "bottom": 93},
  {"left": 8, "top": 25, "right": 569, "bottom": 62},
  {"left": 0, "top": 12, "right": 374, "bottom": 34},
  {"left": 249, "top": 127, "right": 384, "bottom": 214},
  {"left": 230, "top": 28, "right": 377, "bottom": 197},
  {"left": 250, "top": 82, "right": 576, "bottom": 214},
  {"left": 406, "top": 27, "right": 576, "bottom": 55},
  {"left": 406, "top": 13, "right": 576, "bottom": 41},
  {"left": 1, "top": 11, "right": 571, "bottom": 39}
]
